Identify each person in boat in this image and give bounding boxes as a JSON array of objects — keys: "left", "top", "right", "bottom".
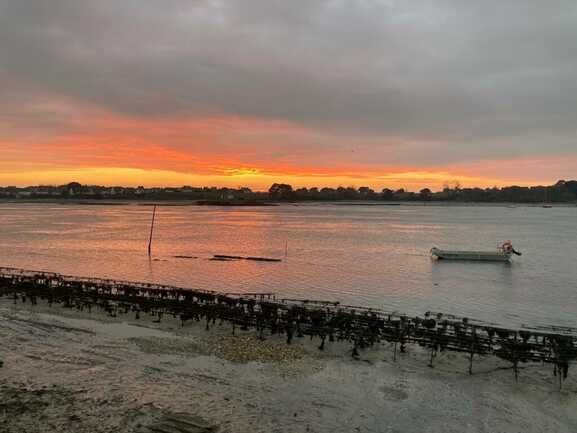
[
  {"left": 501, "top": 240, "right": 521, "bottom": 256},
  {"left": 501, "top": 240, "right": 513, "bottom": 253}
]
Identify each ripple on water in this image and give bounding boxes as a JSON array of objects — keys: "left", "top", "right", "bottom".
[{"left": 1, "top": 203, "right": 577, "bottom": 329}]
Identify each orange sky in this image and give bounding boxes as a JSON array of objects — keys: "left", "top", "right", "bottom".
[
  {"left": 0, "top": 151, "right": 560, "bottom": 192},
  {"left": 1, "top": 113, "right": 570, "bottom": 191},
  {"left": 1, "top": 1, "right": 576, "bottom": 191},
  {"left": 0, "top": 167, "right": 531, "bottom": 191},
  {"left": 1, "top": 108, "right": 569, "bottom": 191}
]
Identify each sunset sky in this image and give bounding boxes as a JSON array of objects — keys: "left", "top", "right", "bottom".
[{"left": 1, "top": 1, "right": 576, "bottom": 191}]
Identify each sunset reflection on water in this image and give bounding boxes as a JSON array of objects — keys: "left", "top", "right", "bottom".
[{"left": 1, "top": 202, "right": 576, "bottom": 330}]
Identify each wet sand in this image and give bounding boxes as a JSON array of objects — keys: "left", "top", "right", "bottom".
[{"left": 1, "top": 298, "right": 577, "bottom": 433}]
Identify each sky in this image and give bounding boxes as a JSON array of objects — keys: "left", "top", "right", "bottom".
[{"left": 1, "top": 0, "right": 576, "bottom": 191}]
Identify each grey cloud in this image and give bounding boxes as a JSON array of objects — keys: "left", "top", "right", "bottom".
[{"left": 0, "top": 0, "right": 576, "bottom": 167}]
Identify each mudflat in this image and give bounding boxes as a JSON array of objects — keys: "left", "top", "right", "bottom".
[{"left": 1, "top": 299, "right": 576, "bottom": 433}]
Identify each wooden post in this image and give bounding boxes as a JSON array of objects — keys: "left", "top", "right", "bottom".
[
  {"left": 469, "top": 328, "right": 476, "bottom": 375},
  {"left": 148, "top": 205, "right": 157, "bottom": 257},
  {"left": 513, "top": 333, "right": 519, "bottom": 382},
  {"left": 285, "top": 240, "right": 288, "bottom": 258},
  {"left": 428, "top": 343, "right": 435, "bottom": 368}
]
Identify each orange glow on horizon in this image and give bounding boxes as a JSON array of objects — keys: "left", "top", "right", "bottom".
[
  {"left": 0, "top": 107, "right": 570, "bottom": 192},
  {"left": 0, "top": 166, "right": 551, "bottom": 192}
]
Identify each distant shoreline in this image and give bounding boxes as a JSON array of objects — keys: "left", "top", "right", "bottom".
[{"left": 1, "top": 198, "right": 576, "bottom": 207}]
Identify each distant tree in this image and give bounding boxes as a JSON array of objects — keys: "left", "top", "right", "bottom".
[
  {"left": 268, "top": 183, "right": 294, "bottom": 200},
  {"left": 564, "top": 180, "right": 577, "bottom": 198},
  {"left": 320, "top": 187, "right": 336, "bottom": 200},
  {"left": 64, "top": 181, "right": 82, "bottom": 196},
  {"left": 381, "top": 188, "right": 394, "bottom": 200},
  {"left": 358, "top": 186, "right": 375, "bottom": 198},
  {"left": 295, "top": 188, "right": 309, "bottom": 200},
  {"left": 419, "top": 188, "right": 432, "bottom": 200},
  {"left": 550, "top": 181, "right": 575, "bottom": 202},
  {"left": 393, "top": 188, "right": 407, "bottom": 201},
  {"left": 345, "top": 187, "right": 359, "bottom": 199},
  {"left": 335, "top": 186, "right": 347, "bottom": 200},
  {"left": 66, "top": 181, "right": 82, "bottom": 191}
]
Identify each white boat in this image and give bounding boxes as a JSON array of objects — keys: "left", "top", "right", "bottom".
[
  {"left": 431, "top": 241, "right": 521, "bottom": 262},
  {"left": 431, "top": 247, "right": 511, "bottom": 262}
]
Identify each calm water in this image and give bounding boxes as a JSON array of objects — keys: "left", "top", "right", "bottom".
[{"left": 1, "top": 202, "right": 576, "bottom": 330}]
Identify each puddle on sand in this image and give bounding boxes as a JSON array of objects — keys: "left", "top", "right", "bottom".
[{"left": 35, "top": 312, "right": 174, "bottom": 339}]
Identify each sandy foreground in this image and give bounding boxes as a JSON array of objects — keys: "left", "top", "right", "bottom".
[{"left": 1, "top": 298, "right": 576, "bottom": 433}]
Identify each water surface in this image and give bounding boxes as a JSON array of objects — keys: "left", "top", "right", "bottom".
[{"left": 1, "top": 202, "right": 576, "bottom": 329}]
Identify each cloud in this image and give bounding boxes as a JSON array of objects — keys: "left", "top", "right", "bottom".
[{"left": 0, "top": 0, "right": 576, "bottom": 181}]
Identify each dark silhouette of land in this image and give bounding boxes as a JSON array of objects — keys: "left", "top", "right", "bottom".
[{"left": 1, "top": 180, "right": 577, "bottom": 203}]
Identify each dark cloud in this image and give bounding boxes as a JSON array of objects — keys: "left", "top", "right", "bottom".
[{"left": 0, "top": 0, "right": 576, "bottom": 167}]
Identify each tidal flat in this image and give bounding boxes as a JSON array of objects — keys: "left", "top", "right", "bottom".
[{"left": 1, "top": 298, "right": 577, "bottom": 433}]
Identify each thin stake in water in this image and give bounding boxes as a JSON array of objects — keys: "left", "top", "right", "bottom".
[{"left": 148, "top": 204, "right": 157, "bottom": 256}]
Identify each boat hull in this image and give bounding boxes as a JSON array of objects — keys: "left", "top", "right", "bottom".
[{"left": 431, "top": 247, "right": 512, "bottom": 262}]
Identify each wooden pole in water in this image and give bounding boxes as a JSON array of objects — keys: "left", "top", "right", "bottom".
[
  {"left": 284, "top": 240, "right": 288, "bottom": 258},
  {"left": 148, "top": 205, "right": 157, "bottom": 257}
]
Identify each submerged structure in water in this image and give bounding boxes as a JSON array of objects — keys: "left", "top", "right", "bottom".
[{"left": 0, "top": 266, "right": 575, "bottom": 387}]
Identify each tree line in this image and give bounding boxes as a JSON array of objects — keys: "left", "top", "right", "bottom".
[
  {"left": 268, "top": 180, "right": 577, "bottom": 203},
  {"left": 3, "top": 180, "right": 577, "bottom": 203}
]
